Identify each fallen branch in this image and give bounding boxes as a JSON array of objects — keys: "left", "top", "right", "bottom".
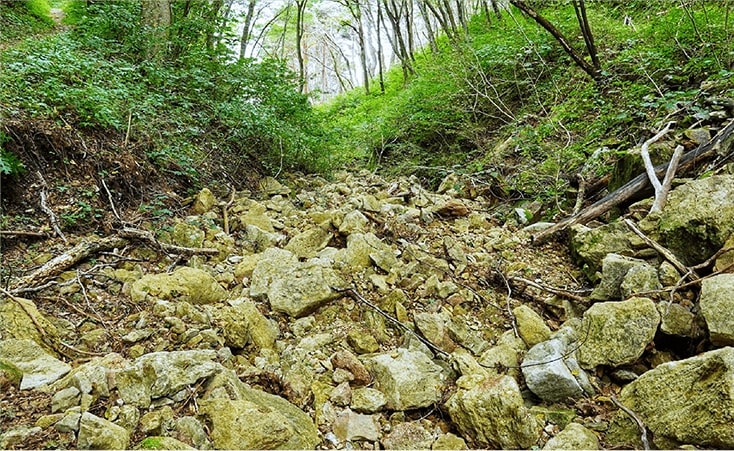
[
  {"left": 533, "top": 119, "right": 734, "bottom": 243},
  {"left": 0, "top": 230, "right": 50, "bottom": 238},
  {"left": 333, "top": 286, "right": 450, "bottom": 358},
  {"left": 9, "top": 235, "right": 128, "bottom": 294},
  {"left": 611, "top": 394, "right": 650, "bottom": 450},
  {"left": 38, "top": 171, "right": 67, "bottom": 244},
  {"left": 638, "top": 122, "right": 683, "bottom": 213},
  {"left": 100, "top": 178, "right": 121, "bottom": 221},
  {"left": 623, "top": 218, "right": 693, "bottom": 277},
  {"left": 119, "top": 227, "right": 220, "bottom": 256},
  {"left": 223, "top": 186, "right": 236, "bottom": 235},
  {"left": 507, "top": 275, "right": 592, "bottom": 304}
]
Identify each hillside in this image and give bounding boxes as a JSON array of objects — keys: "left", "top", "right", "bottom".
[{"left": 2, "top": 1, "right": 734, "bottom": 450}]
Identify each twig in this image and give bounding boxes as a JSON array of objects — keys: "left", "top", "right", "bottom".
[
  {"left": 124, "top": 110, "right": 132, "bottom": 147},
  {"left": 572, "top": 174, "right": 586, "bottom": 215},
  {"left": 223, "top": 186, "right": 236, "bottom": 235},
  {"left": 495, "top": 270, "right": 519, "bottom": 338},
  {"left": 100, "top": 178, "right": 121, "bottom": 221},
  {"left": 653, "top": 144, "right": 684, "bottom": 212},
  {"left": 623, "top": 218, "right": 693, "bottom": 277},
  {"left": 639, "top": 122, "right": 682, "bottom": 213},
  {"left": 38, "top": 172, "right": 67, "bottom": 244},
  {"left": 611, "top": 394, "right": 650, "bottom": 450},
  {"left": 118, "top": 227, "right": 219, "bottom": 257},
  {"left": 333, "top": 286, "right": 450, "bottom": 358},
  {"left": 0, "top": 230, "right": 50, "bottom": 238},
  {"left": 507, "top": 275, "right": 591, "bottom": 304}
]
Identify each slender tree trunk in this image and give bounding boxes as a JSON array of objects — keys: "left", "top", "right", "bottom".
[
  {"left": 239, "top": 0, "right": 257, "bottom": 59},
  {"left": 417, "top": 0, "right": 438, "bottom": 52},
  {"left": 376, "top": 0, "right": 386, "bottom": 93},
  {"left": 573, "top": 0, "right": 600, "bottom": 72},
  {"left": 295, "top": 0, "right": 308, "bottom": 92}
]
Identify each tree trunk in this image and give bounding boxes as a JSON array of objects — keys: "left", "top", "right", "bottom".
[
  {"left": 295, "top": 0, "right": 308, "bottom": 92},
  {"left": 239, "top": 0, "right": 258, "bottom": 59},
  {"left": 141, "top": 0, "right": 171, "bottom": 61},
  {"left": 573, "top": 0, "right": 600, "bottom": 72}
]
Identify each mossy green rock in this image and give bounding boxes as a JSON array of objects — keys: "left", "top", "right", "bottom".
[
  {"left": 284, "top": 226, "right": 332, "bottom": 258},
  {"left": 513, "top": 305, "right": 551, "bottom": 347},
  {"left": 0, "top": 296, "right": 60, "bottom": 356},
  {"left": 543, "top": 422, "right": 600, "bottom": 450},
  {"left": 570, "top": 221, "right": 637, "bottom": 280},
  {"left": 130, "top": 266, "right": 227, "bottom": 304},
  {"left": 590, "top": 254, "right": 649, "bottom": 301},
  {"left": 77, "top": 412, "right": 130, "bottom": 450},
  {"left": 699, "top": 274, "right": 734, "bottom": 345},
  {"left": 577, "top": 297, "right": 660, "bottom": 369},
  {"left": 136, "top": 436, "right": 194, "bottom": 450},
  {"left": 607, "top": 347, "right": 734, "bottom": 448},
  {"left": 201, "top": 370, "right": 319, "bottom": 449},
  {"left": 656, "top": 175, "right": 734, "bottom": 265},
  {"left": 170, "top": 221, "right": 205, "bottom": 248},
  {"left": 191, "top": 188, "right": 217, "bottom": 215},
  {"left": 446, "top": 373, "right": 541, "bottom": 449}
]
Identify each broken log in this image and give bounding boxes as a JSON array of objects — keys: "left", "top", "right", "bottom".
[{"left": 533, "top": 119, "right": 734, "bottom": 244}]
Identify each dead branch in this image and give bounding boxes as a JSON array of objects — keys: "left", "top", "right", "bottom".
[
  {"left": 638, "top": 122, "right": 684, "bottom": 213},
  {"left": 100, "top": 178, "right": 121, "bottom": 221},
  {"left": 611, "top": 394, "right": 650, "bottom": 450},
  {"left": 622, "top": 218, "right": 693, "bottom": 277},
  {"left": 38, "top": 171, "right": 67, "bottom": 244},
  {"left": 333, "top": 285, "right": 450, "bottom": 358},
  {"left": 533, "top": 119, "right": 734, "bottom": 243},
  {"left": 9, "top": 235, "right": 129, "bottom": 294},
  {"left": 118, "top": 227, "right": 220, "bottom": 257},
  {"left": 507, "top": 275, "right": 592, "bottom": 304},
  {"left": 223, "top": 186, "right": 236, "bottom": 235},
  {"left": 0, "top": 230, "right": 50, "bottom": 238}
]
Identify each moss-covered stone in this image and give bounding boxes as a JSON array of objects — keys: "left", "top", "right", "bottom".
[{"left": 130, "top": 266, "right": 227, "bottom": 305}]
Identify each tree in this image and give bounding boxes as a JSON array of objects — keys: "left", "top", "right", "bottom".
[
  {"left": 510, "top": 0, "right": 602, "bottom": 81},
  {"left": 336, "top": 0, "right": 370, "bottom": 94},
  {"left": 239, "top": 0, "right": 258, "bottom": 59},
  {"left": 295, "top": 0, "right": 308, "bottom": 92},
  {"left": 141, "top": 0, "right": 171, "bottom": 60}
]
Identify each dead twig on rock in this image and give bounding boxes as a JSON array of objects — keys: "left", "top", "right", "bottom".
[
  {"left": 638, "top": 122, "right": 684, "bottom": 213},
  {"left": 611, "top": 394, "right": 650, "bottom": 450},
  {"left": 623, "top": 218, "right": 693, "bottom": 277},
  {"left": 507, "top": 275, "right": 592, "bottom": 304},
  {"left": 0, "top": 230, "right": 50, "bottom": 238},
  {"left": 223, "top": 185, "right": 236, "bottom": 235},
  {"left": 119, "top": 227, "right": 220, "bottom": 257},
  {"left": 333, "top": 286, "right": 450, "bottom": 358}
]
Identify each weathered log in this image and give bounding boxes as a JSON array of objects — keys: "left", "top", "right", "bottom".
[{"left": 533, "top": 119, "right": 734, "bottom": 243}]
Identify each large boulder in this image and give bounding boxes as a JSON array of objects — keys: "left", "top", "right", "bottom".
[
  {"left": 77, "top": 412, "right": 130, "bottom": 450},
  {"left": 577, "top": 297, "right": 660, "bottom": 369},
  {"left": 361, "top": 349, "right": 447, "bottom": 411},
  {"left": 446, "top": 371, "right": 541, "bottom": 449},
  {"left": 130, "top": 266, "right": 227, "bottom": 305},
  {"left": 570, "top": 221, "right": 638, "bottom": 280},
  {"left": 0, "top": 296, "right": 61, "bottom": 355},
  {"left": 607, "top": 347, "right": 734, "bottom": 449},
  {"left": 590, "top": 254, "right": 653, "bottom": 301},
  {"left": 522, "top": 331, "right": 593, "bottom": 403},
  {"left": 216, "top": 298, "right": 278, "bottom": 350},
  {"left": 250, "top": 248, "right": 342, "bottom": 317},
  {"left": 200, "top": 370, "right": 319, "bottom": 450},
  {"left": 699, "top": 274, "right": 734, "bottom": 345},
  {"left": 284, "top": 226, "right": 333, "bottom": 258},
  {"left": 655, "top": 175, "right": 734, "bottom": 265},
  {"left": 115, "top": 350, "right": 223, "bottom": 408},
  {"left": 0, "top": 339, "right": 71, "bottom": 390}
]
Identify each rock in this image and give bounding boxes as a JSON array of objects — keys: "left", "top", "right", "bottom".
[
  {"left": 130, "top": 266, "right": 227, "bottom": 305},
  {"left": 237, "top": 201, "right": 274, "bottom": 232},
  {"left": 714, "top": 234, "right": 734, "bottom": 272},
  {"left": 136, "top": 436, "right": 195, "bottom": 450},
  {"left": 339, "top": 210, "right": 369, "bottom": 235},
  {"left": 338, "top": 232, "right": 398, "bottom": 272},
  {"left": 570, "top": 221, "right": 637, "bottom": 280},
  {"left": 0, "top": 426, "right": 43, "bottom": 449},
  {"left": 175, "top": 416, "right": 211, "bottom": 450},
  {"left": 242, "top": 224, "right": 282, "bottom": 252},
  {"left": 522, "top": 336, "right": 592, "bottom": 403},
  {"left": 77, "top": 412, "right": 130, "bottom": 450},
  {"left": 700, "top": 274, "right": 734, "bottom": 345},
  {"left": 382, "top": 421, "right": 434, "bottom": 449},
  {"left": 139, "top": 406, "right": 174, "bottom": 435},
  {"left": 331, "top": 350, "right": 372, "bottom": 386},
  {"left": 217, "top": 298, "right": 278, "bottom": 350},
  {"left": 435, "top": 199, "right": 470, "bottom": 217},
  {"left": 0, "top": 339, "right": 71, "bottom": 389},
  {"left": 414, "top": 311, "right": 456, "bottom": 352},
  {"left": 446, "top": 373, "right": 541, "bottom": 449},
  {"left": 51, "top": 386, "right": 81, "bottom": 413},
  {"left": 577, "top": 297, "right": 660, "bottom": 369},
  {"left": 361, "top": 348, "right": 447, "bottom": 410},
  {"left": 590, "top": 254, "right": 650, "bottom": 301},
  {"left": 55, "top": 411, "right": 82, "bottom": 433},
  {"left": 543, "top": 423, "right": 600, "bottom": 450},
  {"left": 351, "top": 387, "right": 388, "bottom": 413},
  {"left": 657, "top": 302, "right": 695, "bottom": 337},
  {"left": 170, "top": 221, "right": 205, "bottom": 248},
  {"left": 0, "top": 296, "right": 61, "bottom": 355},
  {"left": 284, "top": 226, "right": 332, "bottom": 258},
  {"left": 250, "top": 248, "right": 341, "bottom": 317},
  {"left": 432, "top": 433, "right": 467, "bottom": 450},
  {"left": 513, "top": 305, "right": 551, "bottom": 347},
  {"left": 115, "top": 350, "right": 222, "bottom": 408},
  {"left": 607, "top": 347, "right": 734, "bottom": 449},
  {"left": 259, "top": 176, "right": 291, "bottom": 196},
  {"left": 347, "top": 329, "right": 380, "bottom": 354},
  {"left": 200, "top": 369, "right": 319, "bottom": 450},
  {"left": 330, "top": 381, "right": 352, "bottom": 406},
  {"left": 655, "top": 175, "right": 734, "bottom": 265},
  {"left": 333, "top": 409, "right": 381, "bottom": 443},
  {"left": 191, "top": 188, "right": 217, "bottom": 215}
]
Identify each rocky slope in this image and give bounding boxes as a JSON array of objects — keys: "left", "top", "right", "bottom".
[{"left": 2, "top": 164, "right": 734, "bottom": 450}]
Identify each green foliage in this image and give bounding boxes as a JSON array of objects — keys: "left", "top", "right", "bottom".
[
  {"left": 0, "top": 0, "right": 54, "bottom": 41},
  {"left": 0, "top": 1, "right": 331, "bottom": 184},
  {"left": 0, "top": 132, "right": 25, "bottom": 176}
]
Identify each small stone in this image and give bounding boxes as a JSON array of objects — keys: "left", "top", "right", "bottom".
[
  {"left": 351, "top": 387, "right": 387, "bottom": 414},
  {"left": 544, "top": 423, "right": 600, "bottom": 450},
  {"left": 513, "top": 305, "right": 551, "bottom": 347},
  {"left": 432, "top": 432, "right": 468, "bottom": 450},
  {"left": 347, "top": 329, "right": 380, "bottom": 354},
  {"left": 51, "top": 386, "right": 81, "bottom": 413},
  {"left": 330, "top": 381, "right": 352, "bottom": 406}
]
